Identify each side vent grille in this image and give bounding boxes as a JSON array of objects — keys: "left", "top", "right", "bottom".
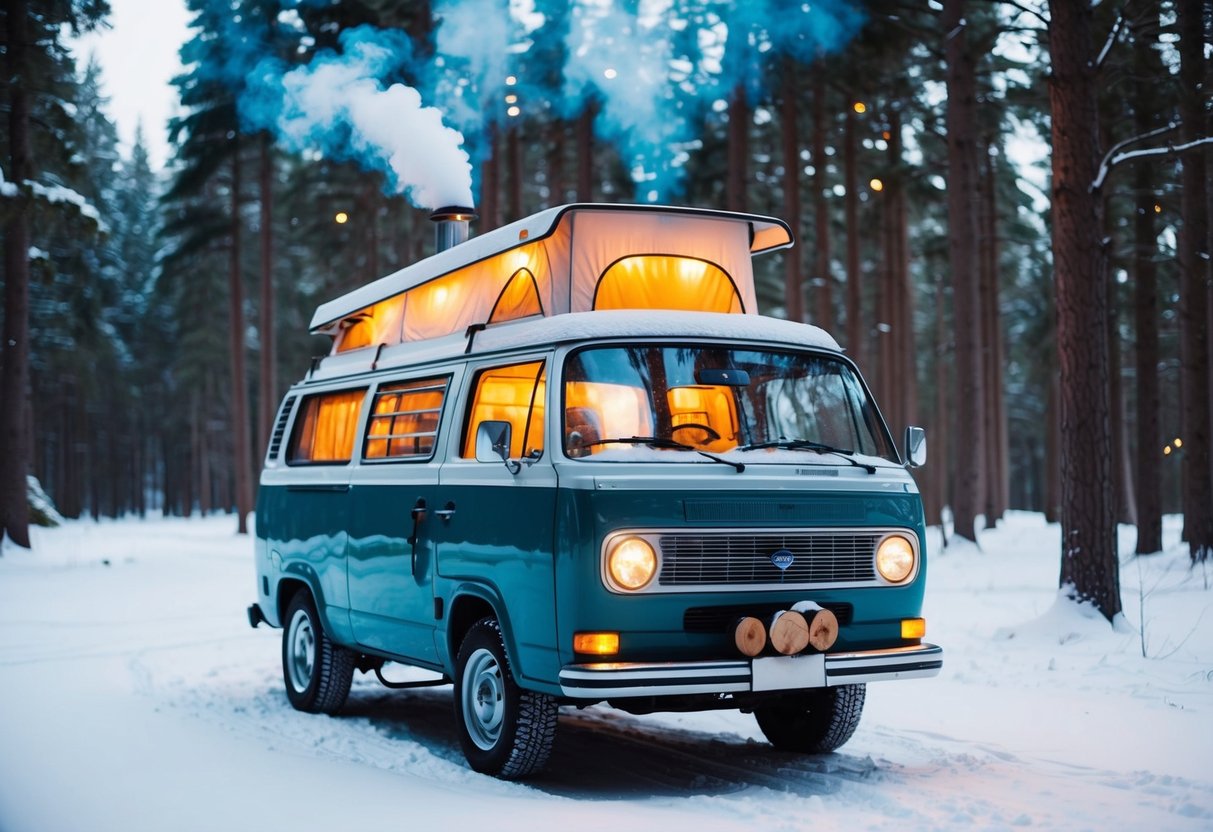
[{"left": 267, "top": 395, "right": 297, "bottom": 461}]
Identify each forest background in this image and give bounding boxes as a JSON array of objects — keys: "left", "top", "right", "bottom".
[{"left": 1, "top": 0, "right": 1211, "bottom": 625}]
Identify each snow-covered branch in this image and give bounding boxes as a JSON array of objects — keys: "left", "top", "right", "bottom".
[
  {"left": 1089, "top": 122, "right": 1193, "bottom": 192},
  {"left": 0, "top": 165, "right": 107, "bottom": 232}
]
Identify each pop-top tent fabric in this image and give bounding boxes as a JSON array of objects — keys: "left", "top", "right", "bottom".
[{"left": 309, "top": 204, "right": 791, "bottom": 354}]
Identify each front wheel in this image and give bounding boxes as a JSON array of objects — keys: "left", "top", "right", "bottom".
[
  {"left": 453, "top": 617, "right": 558, "bottom": 779},
  {"left": 282, "top": 591, "right": 356, "bottom": 715},
  {"left": 753, "top": 684, "right": 866, "bottom": 753}
]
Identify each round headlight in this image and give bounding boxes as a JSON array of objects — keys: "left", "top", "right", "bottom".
[
  {"left": 875, "top": 535, "right": 916, "bottom": 583},
  {"left": 607, "top": 536, "right": 657, "bottom": 590}
]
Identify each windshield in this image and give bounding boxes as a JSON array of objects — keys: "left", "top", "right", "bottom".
[{"left": 562, "top": 345, "right": 896, "bottom": 462}]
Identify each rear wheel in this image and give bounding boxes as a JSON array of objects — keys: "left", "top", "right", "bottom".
[
  {"left": 754, "top": 684, "right": 866, "bottom": 753},
  {"left": 453, "top": 617, "right": 558, "bottom": 779},
  {"left": 282, "top": 591, "right": 356, "bottom": 715}
]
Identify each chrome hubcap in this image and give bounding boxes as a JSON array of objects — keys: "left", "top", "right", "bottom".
[
  {"left": 462, "top": 648, "right": 505, "bottom": 750},
  {"left": 287, "top": 609, "right": 316, "bottom": 693}
]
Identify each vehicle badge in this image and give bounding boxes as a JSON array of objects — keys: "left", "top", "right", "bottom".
[{"left": 770, "top": 549, "right": 795, "bottom": 571}]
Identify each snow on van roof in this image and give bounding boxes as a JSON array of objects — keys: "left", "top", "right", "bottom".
[{"left": 473, "top": 310, "right": 842, "bottom": 354}]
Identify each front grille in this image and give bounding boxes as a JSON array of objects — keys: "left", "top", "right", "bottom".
[
  {"left": 683, "top": 602, "right": 853, "bottom": 632},
  {"left": 657, "top": 532, "right": 880, "bottom": 587}
]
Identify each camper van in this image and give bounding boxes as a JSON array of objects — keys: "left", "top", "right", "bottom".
[{"left": 249, "top": 203, "right": 942, "bottom": 779}]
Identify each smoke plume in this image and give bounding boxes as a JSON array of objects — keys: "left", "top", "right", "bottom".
[{"left": 242, "top": 26, "right": 474, "bottom": 210}]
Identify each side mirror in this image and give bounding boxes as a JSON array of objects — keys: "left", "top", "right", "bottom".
[
  {"left": 476, "top": 421, "right": 521, "bottom": 474},
  {"left": 904, "top": 426, "right": 927, "bottom": 468},
  {"left": 475, "top": 420, "right": 512, "bottom": 462}
]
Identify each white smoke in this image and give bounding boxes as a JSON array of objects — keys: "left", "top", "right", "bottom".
[{"left": 255, "top": 30, "right": 474, "bottom": 210}]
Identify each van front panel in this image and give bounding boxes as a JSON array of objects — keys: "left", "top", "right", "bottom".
[{"left": 552, "top": 464, "right": 928, "bottom": 672}]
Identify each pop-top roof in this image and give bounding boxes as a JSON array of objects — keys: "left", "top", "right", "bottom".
[{"left": 308, "top": 203, "right": 794, "bottom": 347}]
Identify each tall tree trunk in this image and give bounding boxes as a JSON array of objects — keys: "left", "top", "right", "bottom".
[
  {"left": 727, "top": 82, "right": 749, "bottom": 212},
  {"left": 576, "top": 102, "right": 595, "bottom": 202},
  {"left": 364, "top": 186, "right": 379, "bottom": 282},
  {"left": 547, "top": 120, "right": 565, "bottom": 207},
  {"left": 228, "top": 145, "right": 254, "bottom": 534},
  {"left": 0, "top": 0, "right": 32, "bottom": 548},
  {"left": 844, "top": 102, "right": 862, "bottom": 364},
  {"left": 258, "top": 135, "right": 277, "bottom": 465},
  {"left": 1177, "top": 0, "right": 1213, "bottom": 562},
  {"left": 1133, "top": 162, "right": 1162, "bottom": 553},
  {"left": 1048, "top": 0, "right": 1120, "bottom": 620},
  {"left": 980, "top": 139, "right": 1008, "bottom": 526},
  {"left": 812, "top": 72, "right": 834, "bottom": 331},
  {"left": 781, "top": 62, "right": 804, "bottom": 323},
  {"left": 507, "top": 122, "right": 523, "bottom": 222},
  {"left": 923, "top": 272, "right": 949, "bottom": 531},
  {"left": 943, "top": 0, "right": 985, "bottom": 542},
  {"left": 480, "top": 122, "right": 500, "bottom": 232},
  {"left": 1108, "top": 274, "right": 1136, "bottom": 526},
  {"left": 891, "top": 111, "right": 915, "bottom": 435},
  {"left": 876, "top": 180, "right": 894, "bottom": 420}
]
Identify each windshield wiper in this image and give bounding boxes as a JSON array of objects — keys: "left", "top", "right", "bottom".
[
  {"left": 584, "top": 436, "right": 745, "bottom": 473},
  {"left": 736, "top": 438, "right": 876, "bottom": 474}
]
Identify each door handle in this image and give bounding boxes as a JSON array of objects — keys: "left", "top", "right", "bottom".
[
  {"left": 408, "top": 498, "right": 427, "bottom": 575},
  {"left": 434, "top": 501, "right": 457, "bottom": 522}
]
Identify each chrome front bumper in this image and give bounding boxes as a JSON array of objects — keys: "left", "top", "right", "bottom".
[{"left": 559, "top": 643, "right": 942, "bottom": 698}]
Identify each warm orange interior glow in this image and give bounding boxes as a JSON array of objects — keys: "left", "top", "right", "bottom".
[
  {"left": 594, "top": 255, "right": 741, "bottom": 313},
  {"left": 901, "top": 618, "right": 926, "bottom": 640},
  {"left": 573, "top": 632, "right": 620, "bottom": 655},
  {"left": 564, "top": 382, "right": 653, "bottom": 456},
  {"left": 290, "top": 389, "right": 365, "bottom": 463},
  {"left": 335, "top": 295, "right": 406, "bottom": 353},
  {"left": 463, "top": 362, "right": 546, "bottom": 458},
  {"left": 489, "top": 268, "right": 543, "bottom": 324},
  {"left": 364, "top": 379, "right": 448, "bottom": 460},
  {"left": 667, "top": 385, "right": 738, "bottom": 452}
]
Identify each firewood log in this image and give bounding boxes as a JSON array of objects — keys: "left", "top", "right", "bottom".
[
  {"left": 805, "top": 607, "right": 839, "bottom": 651},
  {"left": 767, "top": 610, "right": 809, "bottom": 655},
  {"left": 733, "top": 616, "right": 766, "bottom": 657}
]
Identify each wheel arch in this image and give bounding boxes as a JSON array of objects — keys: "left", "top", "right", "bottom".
[
  {"left": 446, "top": 584, "right": 518, "bottom": 676},
  {"left": 275, "top": 571, "right": 345, "bottom": 640}
]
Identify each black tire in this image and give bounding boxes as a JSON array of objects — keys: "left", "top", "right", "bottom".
[
  {"left": 282, "top": 590, "right": 356, "bottom": 715},
  {"left": 453, "top": 617, "right": 558, "bottom": 779},
  {"left": 754, "top": 684, "right": 866, "bottom": 753}
]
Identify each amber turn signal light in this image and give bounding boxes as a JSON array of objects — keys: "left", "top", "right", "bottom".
[
  {"left": 901, "top": 618, "right": 926, "bottom": 640},
  {"left": 573, "top": 632, "right": 620, "bottom": 656}
]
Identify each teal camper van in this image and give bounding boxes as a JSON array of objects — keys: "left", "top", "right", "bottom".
[{"left": 249, "top": 203, "right": 942, "bottom": 779}]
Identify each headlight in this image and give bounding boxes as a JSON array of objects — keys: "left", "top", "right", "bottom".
[
  {"left": 875, "top": 534, "right": 916, "bottom": 583},
  {"left": 607, "top": 536, "right": 657, "bottom": 590}
]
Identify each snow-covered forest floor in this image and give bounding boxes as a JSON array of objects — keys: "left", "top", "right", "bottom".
[{"left": 1, "top": 512, "right": 1210, "bottom": 831}]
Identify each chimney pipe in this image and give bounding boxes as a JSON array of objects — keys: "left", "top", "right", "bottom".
[{"left": 430, "top": 206, "right": 477, "bottom": 253}]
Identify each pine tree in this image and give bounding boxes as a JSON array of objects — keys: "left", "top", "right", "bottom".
[{"left": 1, "top": 0, "right": 110, "bottom": 547}]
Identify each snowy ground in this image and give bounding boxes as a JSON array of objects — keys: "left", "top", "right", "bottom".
[{"left": 1, "top": 512, "right": 1211, "bottom": 831}]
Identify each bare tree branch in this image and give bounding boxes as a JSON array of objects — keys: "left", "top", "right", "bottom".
[{"left": 1091, "top": 127, "right": 1213, "bottom": 192}]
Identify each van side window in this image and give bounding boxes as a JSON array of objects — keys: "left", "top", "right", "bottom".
[
  {"left": 287, "top": 388, "right": 367, "bottom": 464},
  {"left": 462, "top": 361, "right": 546, "bottom": 459},
  {"left": 364, "top": 377, "right": 449, "bottom": 461}
]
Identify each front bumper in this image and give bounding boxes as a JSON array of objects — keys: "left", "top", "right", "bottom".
[{"left": 559, "top": 643, "right": 942, "bottom": 698}]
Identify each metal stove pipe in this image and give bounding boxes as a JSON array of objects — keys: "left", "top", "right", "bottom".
[{"left": 429, "top": 206, "right": 478, "bottom": 253}]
